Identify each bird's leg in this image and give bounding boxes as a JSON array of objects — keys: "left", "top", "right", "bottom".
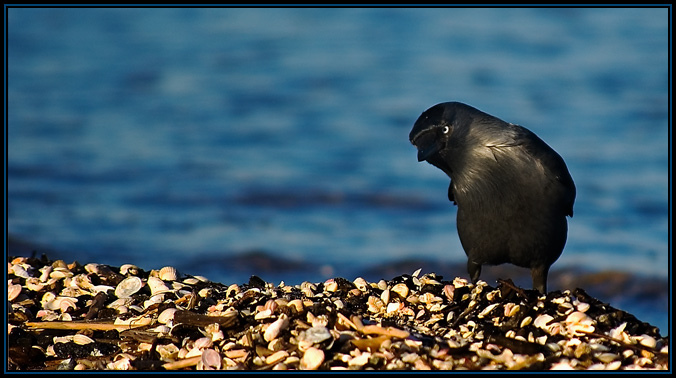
[
  {"left": 467, "top": 260, "right": 482, "bottom": 284},
  {"left": 531, "top": 265, "right": 549, "bottom": 294}
]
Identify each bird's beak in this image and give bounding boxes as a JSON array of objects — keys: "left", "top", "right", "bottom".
[{"left": 413, "top": 132, "right": 440, "bottom": 162}]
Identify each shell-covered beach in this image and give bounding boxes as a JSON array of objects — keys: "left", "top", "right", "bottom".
[{"left": 7, "top": 255, "right": 669, "bottom": 371}]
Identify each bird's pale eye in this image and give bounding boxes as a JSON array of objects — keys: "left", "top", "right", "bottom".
[{"left": 442, "top": 126, "right": 450, "bottom": 134}]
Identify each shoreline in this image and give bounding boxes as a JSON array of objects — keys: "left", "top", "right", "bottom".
[{"left": 8, "top": 234, "right": 669, "bottom": 335}]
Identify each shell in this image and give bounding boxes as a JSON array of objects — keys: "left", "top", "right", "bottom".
[
  {"left": 151, "top": 325, "right": 171, "bottom": 335},
  {"left": 53, "top": 335, "right": 74, "bottom": 344},
  {"left": 386, "top": 302, "right": 402, "bottom": 314},
  {"left": 7, "top": 255, "right": 672, "bottom": 372},
  {"left": 565, "top": 311, "right": 595, "bottom": 336},
  {"left": 8, "top": 283, "right": 22, "bottom": 301},
  {"left": 108, "top": 357, "right": 132, "bottom": 370},
  {"left": 38, "top": 265, "right": 53, "bottom": 281},
  {"left": 442, "top": 285, "right": 455, "bottom": 301},
  {"left": 609, "top": 322, "right": 628, "bottom": 341},
  {"left": 504, "top": 303, "right": 520, "bottom": 317},
  {"left": 147, "top": 276, "right": 172, "bottom": 296},
  {"left": 43, "top": 296, "right": 78, "bottom": 312},
  {"left": 576, "top": 302, "right": 590, "bottom": 313},
  {"left": 300, "top": 326, "right": 332, "bottom": 344},
  {"left": 324, "top": 279, "right": 338, "bottom": 292},
  {"left": 158, "top": 308, "right": 177, "bottom": 324},
  {"left": 391, "top": 283, "right": 409, "bottom": 299},
  {"left": 300, "top": 347, "right": 324, "bottom": 370},
  {"left": 266, "top": 350, "right": 289, "bottom": 365},
  {"left": 353, "top": 277, "right": 369, "bottom": 292},
  {"left": 637, "top": 334, "right": 657, "bottom": 348},
  {"left": 565, "top": 311, "right": 593, "bottom": 325},
  {"left": 156, "top": 343, "right": 179, "bottom": 361},
  {"left": 119, "top": 264, "right": 139, "bottom": 276},
  {"left": 50, "top": 267, "right": 73, "bottom": 280},
  {"left": 380, "top": 288, "right": 390, "bottom": 304},
  {"left": 115, "top": 276, "right": 143, "bottom": 298},
  {"left": 264, "top": 315, "right": 289, "bottom": 342},
  {"left": 349, "top": 352, "right": 371, "bottom": 367},
  {"left": 91, "top": 285, "right": 115, "bottom": 294},
  {"left": 143, "top": 294, "right": 165, "bottom": 309},
  {"left": 200, "top": 349, "right": 222, "bottom": 370},
  {"left": 533, "top": 314, "right": 553, "bottom": 330},
  {"left": 73, "top": 334, "right": 95, "bottom": 345},
  {"left": 10, "top": 264, "right": 32, "bottom": 279},
  {"left": 287, "top": 299, "right": 304, "bottom": 313},
  {"left": 596, "top": 353, "right": 617, "bottom": 363},
  {"left": 84, "top": 263, "right": 113, "bottom": 276},
  {"left": 183, "top": 277, "right": 200, "bottom": 285},
  {"left": 158, "top": 266, "right": 179, "bottom": 281},
  {"left": 193, "top": 337, "right": 213, "bottom": 350},
  {"left": 478, "top": 303, "right": 499, "bottom": 318},
  {"left": 73, "top": 274, "right": 94, "bottom": 291}
]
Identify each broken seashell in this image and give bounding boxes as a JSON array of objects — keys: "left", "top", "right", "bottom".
[
  {"left": 301, "top": 326, "right": 332, "bottom": 344},
  {"left": 349, "top": 352, "right": 371, "bottom": 367},
  {"left": 576, "top": 302, "right": 590, "bottom": 313},
  {"left": 38, "top": 265, "right": 53, "bottom": 282},
  {"left": 193, "top": 337, "right": 213, "bottom": 350},
  {"left": 24, "top": 277, "right": 45, "bottom": 292},
  {"left": 478, "top": 303, "right": 498, "bottom": 318},
  {"left": 534, "top": 314, "right": 554, "bottom": 330},
  {"left": 266, "top": 350, "right": 289, "bottom": 365},
  {"left": 386, "top": 302, "right": 402, "bottom": 314},
  {"left": 158, "top": 308, "right": 177, "bottom": 324},
  {"left": 565, "top": 311, "right": 593, "bottom": 325},
  {"left": 391, "top": 283, "right": 409, "bottom": 299},
  {"left": 8, "top": 283, "right": 22, "bottom": 301},
  {"left": 520, "top": 316, "right": 533, "bottom": 328},
  {"left": 10, "top": 264, "right": 32, "bottom": 279},
  {"left": 300, "top": 347, "right": 324, "bottom": 370},
  {"left": 84, "top": 263, "right": 114, "bottom": 276},
  {"left": 565, "top": 311, "right": 595, "bottom": 336},
  {"left": 504, "top": 303, "right": 520, "bottom": 317},
  {"left": 264, "top": 314, "right": 289, "bottom": 342},
  {"left": 380, "top": 288, "right": 390, "bottom": 304},
  {"left": 73, "top": 334, "right": 95, "bottom": 345},
  {"left": 637, "top": 334, "right": 657, "bottom": 348},
  {"left": 119, "top": 264, "right": 138, "bottom": 275},
  {"left": 353, "top": 277, "right": 368, "bottom": 292},
  {"left": 49, "top": 267, "right": 73, "bottom": 280},
  {"left": 200, "top": 349, "right": 221, "bottom": 370},
  {"left": 324, "top": 279, "right": 338, "bottom": 292},
  {"left": 156, "top": 344, "right": 179, "bottom": 361},
  {"left": 43, "top": 296, "right": 78, "bottom": 313},
  {"left": 596, "top": 353, "right": 617, "bottom": 363}
]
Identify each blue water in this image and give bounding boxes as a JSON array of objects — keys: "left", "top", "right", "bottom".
[{"left": 7, "top": 8, "right": 669, "bottom": 330}]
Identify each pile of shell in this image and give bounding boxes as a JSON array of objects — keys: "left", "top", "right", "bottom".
[{"left": 7, "top": 255, "right": 669, "bottom": 370}]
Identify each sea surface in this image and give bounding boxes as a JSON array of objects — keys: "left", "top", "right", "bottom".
[{"left": 7, "top": 7, "right": 670, "bottom": 332}]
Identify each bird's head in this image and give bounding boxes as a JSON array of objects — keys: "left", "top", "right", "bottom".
[{"left": 409, "top": 102, "right": 479, "bottom": 165}]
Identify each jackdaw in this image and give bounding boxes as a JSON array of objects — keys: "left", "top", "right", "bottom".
[{"left": 409, "top": 102, "right": 575, "bottom": 293}]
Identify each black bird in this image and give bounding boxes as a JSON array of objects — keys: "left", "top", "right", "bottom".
[{"left": 409, "top": 102, "right": 575, "bottom": 293}]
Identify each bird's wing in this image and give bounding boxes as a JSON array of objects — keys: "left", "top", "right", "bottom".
[
  {"left": 487, "top": 124, "right": 576, "bottom": 217},
  {"left": 448, "top": 180, "right": 456, "bottom": 204}
]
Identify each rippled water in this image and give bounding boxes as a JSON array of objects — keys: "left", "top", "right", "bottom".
[{"left": 7, "top": 8, "right": 669, "bottom": 330}]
